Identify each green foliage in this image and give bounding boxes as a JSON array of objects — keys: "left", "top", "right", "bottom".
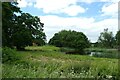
[
  {"left": 25, "top": 45, "right": 60, "bottom": 51},
  {"left": 2, "top": 2, "right": 21, "bottom": 47},
  {"left": 2, "top": 47, "right": 20, "bottom": 63},
  {"left": 98, "top": 28, "right": 115, "bottom": 48},
  {"left": 116, "top": 30, "right": 120, "bottom": 50},
  {"left": 12, "top": 29, "right": 33, "bottom": 50},
  {"left": 2, "top": 2, "right": 46, "bottom": 50},
  {"left": 49, "top": 30, "right": 90, "bottom": 52},
  {"left": 2, "top": 46, "right": 119, "bottom": 79},
  {"left": 12, "top": 13, "right": 46, "bottom": 50}
]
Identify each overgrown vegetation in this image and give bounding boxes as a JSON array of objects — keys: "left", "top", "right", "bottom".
[
  {"left": 2, "top": 46, "right": 119, "bottom": 79},
  {"left": 2, "top": 47, "right": 20, "bottom": 63}
]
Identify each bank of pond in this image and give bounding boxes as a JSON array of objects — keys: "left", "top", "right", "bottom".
[{"left": 59, "top": 47, "right": 118, "bottom": 59}]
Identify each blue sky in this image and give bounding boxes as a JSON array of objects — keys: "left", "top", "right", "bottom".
[{"left": 17, "top": 0, "right": 119, "bottom": 42}]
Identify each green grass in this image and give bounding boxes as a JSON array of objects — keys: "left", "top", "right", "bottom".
[
  {"left": 2, "top": 46, "right": 119, "bottom": 79},
  {"left": 25, "top": 45, "right": 60, "bottom": 51}
]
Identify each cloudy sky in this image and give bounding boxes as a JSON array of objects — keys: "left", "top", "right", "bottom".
[{"left": 17, "top": 0, "right": 119, "bottom": 43}]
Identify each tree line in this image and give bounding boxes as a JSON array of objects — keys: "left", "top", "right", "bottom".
[
  {"left": 48, "top": 29, "right": 120, "bottom": 54},
  {"left": 2, "top": 2, "right": 120, "bottom": 51}
]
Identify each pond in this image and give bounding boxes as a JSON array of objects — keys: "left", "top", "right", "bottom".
[
  {"left": 88, "top": 51, "right": 118, "bottom": 59},
  {"left": 63, "top": 48, "right": 118, "bottom": 59},
  {"left": 89, "top": 51, "right": 101, "bottom": 56}
]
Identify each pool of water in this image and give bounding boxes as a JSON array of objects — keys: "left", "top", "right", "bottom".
[
  {"left": 89, "top": 51, "right": 102, "bottom": 56},
  {"left": 88, "top": 51, "right": 118, "bottom": 59}
]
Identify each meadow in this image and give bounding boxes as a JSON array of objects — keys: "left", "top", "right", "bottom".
[{"left": 2, "top": 46, "right": 119, "bottom": 79}]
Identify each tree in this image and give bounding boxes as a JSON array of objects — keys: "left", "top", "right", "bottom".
[
  {"left": 12, "top": 13, "right": 46, "bottom": 50},
  {"left": 98, "top": 28, "right": 115, "bottom": 48},
  {"left": 116, "top": 30, "right": 120, "bottom": 51},
  {"left": 2, "top": 2, "right": 21, "bottom": 47},
  {"left": 2, "top": 2, "right": 46, "bottom": 50},
  {"left": 49, "top": 30, "right": 90, "bottom": 53}
]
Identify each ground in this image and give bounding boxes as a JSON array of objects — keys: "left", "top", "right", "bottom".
[{"left": 2, "top": 46, "right": 119, "bottom": 79}]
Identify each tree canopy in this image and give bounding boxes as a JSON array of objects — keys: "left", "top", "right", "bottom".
[
  {"left": 2, "top": 2, "right": 46, "bottom": 50},
  {"left": 49, "top": 30, "right": 90, "bottom": 52},
  {"left": 2, "top": 2, "right": 21, "bottom": 47},
  {"left": 98, "top": 28, "right": 115, "bottom": 48}
]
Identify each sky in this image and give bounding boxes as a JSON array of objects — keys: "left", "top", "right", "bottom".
[{"left": 17, "top": 0, "right": 119, "bottom": 43}]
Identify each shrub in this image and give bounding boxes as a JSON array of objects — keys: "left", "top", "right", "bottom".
[
  {"left": 49, "top": 30, "right": 90, "bottom": 54},
  {"left": 2, "top": 47, "right": 20, "bottom": 63}
]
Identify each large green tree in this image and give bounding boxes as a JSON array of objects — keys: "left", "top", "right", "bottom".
[
  {"left": 12, "top": 13, "right": 46, "bottom": 50},
  {"left": 49, "top": 30, "right": 90, "bottom": 53},
  {"left": 2, "top": 2, "right": 46, "bottom": 50},
  {"left": 2, "top": 2, "right": 20, "bottom": 47},
  {"left": 98, "top": 28, "right": 115, "bottom": 48}
]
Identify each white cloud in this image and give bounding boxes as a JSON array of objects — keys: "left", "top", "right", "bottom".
[
  {"left": 77, "top": 0, "right": 95, "bottom": 4},
  {"left": 76, "top": 0, "right": 119, "bottom": 3},
  {"left": 18, "top": 0, "right": 119, "bottom": 16},
  {"left": 100, "top": 0, "right": 119, "bottom": 2},
  {"left": 34, "top": 0, "right": 77, "bottom": 13},
  {"left": 101, "top": 2, "right": 118, "bottom": 17},
  {"left": 61, "top": 5, "right": 86, "bottom": 16},
  {"left": 40, "top": 15, "right": 94, "bottom": 29},
  {"left": 28, "top": 2, "right": 33, "bottom": 6},
  {"left": 40, "top": 15, "right": 118, "bottom": 42},
  {"left": 17, "top": 0, "right": 28, "bottom": 7},
  {"left": 17, "top": 0, "right": 33, "bottom": 7},
  {"left": 17, "top": 0, "right": 120, "bottom": 8},
  {"left": 34, "top": 0, "right": 86, "bottom": 16}
]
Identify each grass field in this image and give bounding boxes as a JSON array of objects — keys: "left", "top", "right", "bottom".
[{"left": 2, "top": 46, "right": 119, "bottom": 79}]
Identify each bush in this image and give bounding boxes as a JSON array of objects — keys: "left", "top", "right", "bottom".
[
  {"left": 2, "top": 47, "right": 20, "bottom": 63},
  {"left": 49, "top": 30, "right": 90, "bottom": 53}
]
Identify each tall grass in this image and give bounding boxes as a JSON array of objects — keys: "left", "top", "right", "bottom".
[{"left": 2, "top": 46, "right": 119, "bottom": 79}]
